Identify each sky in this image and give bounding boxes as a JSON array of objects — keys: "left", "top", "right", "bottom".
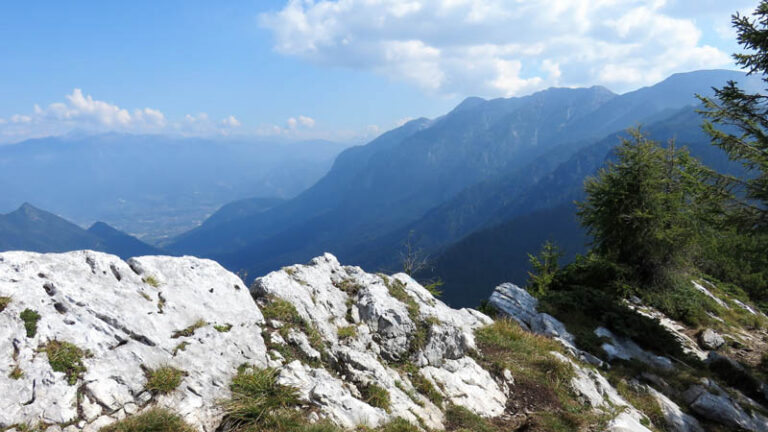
[{"left": 0, "top": 0, "right": 758, "bottom": 144}]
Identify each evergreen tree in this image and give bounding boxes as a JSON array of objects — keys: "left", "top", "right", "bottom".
[
  {"left": 577, "top": 129, "right": 720, "bottom": 289},
  {"left": 699, "top": 1, "right": 768, "bottom": 230},
  {"left": 527, "top": 241, "right": 563, "bottom": 297}
]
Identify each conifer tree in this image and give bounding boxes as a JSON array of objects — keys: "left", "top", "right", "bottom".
[{"left": 699, "top": 1, "right": 768, "bottom": 230}]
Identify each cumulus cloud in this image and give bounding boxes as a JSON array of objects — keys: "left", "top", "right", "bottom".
[
  {"left": 0, "top": 89, "right": 246, "bottom": 143},
  {"left": 261, "top": 0, "right": 737, "bottom": 96}
]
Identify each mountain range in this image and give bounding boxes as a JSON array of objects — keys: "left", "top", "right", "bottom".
[
  {"left": 1, "top": 69, "right": 760, "bottom": 308},
  {"left": 162, "top": 69, "right": 758, "bottom": 307},
  {"left": 0, "top": 203, "right": 159, "bottom": 258},
  {"left": 0, "top": 134, "right": 348, "bottom": 242}
]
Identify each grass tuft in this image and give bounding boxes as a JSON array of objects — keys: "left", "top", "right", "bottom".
[
  {"left": 9, "top": 365, "right": 23, "bottom": 380},
  {"left": 143, "top": 276, "right": 161, "bottom": 287},
  {"left": 361, "top": 383, "right": 391, "bottom": 412},
  {"left": 20, "top": 308, "right": 41, "bottom": 338},
  {"left": 337, "top": 325, "right": 357, "bottom": 340},
  {"left": 45, "top": 340, "right": 86, "bottom": 385},
  {"left": 145, "top": 365, "right": 185, "bottom": 394},
  {"left": 0, "top": 296, "right": 11, "bottom": 312},
  {"left": 214, "top": 323, "right": 234, "bottom": 333},
  {"left": 99, "top": 408, "right": 196, "bottom": 432},
  {"left": 171, "top": 319, "right": 207, "bottom": 338}
]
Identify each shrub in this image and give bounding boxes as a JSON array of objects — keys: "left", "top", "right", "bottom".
[
  {"left": 99, "top": 408, "right": 196, "bottom": 432},
  {"left": 45, "top": 340, "right": 86, "bottom": 385},
  {"left": 145, "top": 366, "right": 185, "bottom": 394},
  {"left": 20, "top": 308, "right": 41, "bottom": 338},
  {"left": 261, "top": 298, "right": 302, "bottom": 324}
]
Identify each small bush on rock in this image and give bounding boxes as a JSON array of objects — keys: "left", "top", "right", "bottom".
[
  {"left": 45, "top": 340, "right": 86, "bottom": 385},
  {"left": 99, "top": 408, "right": 196, "bottom": 432},
  {"left": 145, "top": 366, "right": 185, "bottom": 394}
]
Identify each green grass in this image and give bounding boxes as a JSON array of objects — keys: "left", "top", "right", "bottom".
[
  {"left": 262, "top": 297, "right": 303, "bottom": 324},
  {"left": 144, "top": 366, "right": 185, "bottom": 394},
  {"left": 45, "top": 340, "right": 86, "bottom": 385},
  {"left": 19, "top": 308, "right": 41, "bottom": 338},
  {"left": 171, "top": 319, "right": 207, "bottom": 338},
  {"left": 402, "top": 363, "right": 443, "bottom": 406},
  {"left": 99, "top": 408, "right": 196, "bottom": 432},
  {"left": 9, "top": 365, "right": 23, "bottom": 380},
  {"left": 172, "top": 341, "right": 190, "bottom": 356},
  {"left": 214, "top": 323, "right": 233, "bottom": 333},
  {"left": 143, "top": 276, "right": 161, "bottom": 288},
  {"left": 337, "top": 325, "right": 357, "bottom": 340},
  {"left": 0, "top": 296, "right": 11, "bottom": 312},
  {"left": 361, "top": 384, "right": 391, "bottom": 412},
  {"left": 444, "top": 404, "right": 497, "bottom": 432},
  {"left": 220, "top": 366, "right": 302, "bottom": 432}
]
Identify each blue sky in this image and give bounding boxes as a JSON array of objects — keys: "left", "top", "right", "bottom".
[{"left": 0, "top": 0, "right": 757, "bottom": 144}]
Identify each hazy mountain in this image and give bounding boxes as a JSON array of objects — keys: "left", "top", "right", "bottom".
[
  {"left": 0, "top": 134, "right": 348, "bottom": 242},
  {"left": 0, "top": 203, "right": 160, "bottom": 258},
  {"left": 165, "top": 70, "right": 756, "bottom": 287},
  {"left": 426, "top": 105, "right": 748, "bottom": 308},
  {"left": 169, "top": 85, "right": 617, "bottom": 264}
]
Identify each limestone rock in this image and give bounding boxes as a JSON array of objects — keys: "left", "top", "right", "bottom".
[
  {"left": 0, "top": 251, "right": 267, "bottom": 431},
  {"left": 698, "top": 328, "right": 725, "bottom": 351}
]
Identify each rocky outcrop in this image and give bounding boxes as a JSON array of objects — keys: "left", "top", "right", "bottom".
[
  {"left": 0, "top": 252, "right": 512, "bottom": 431},
  {"left": 0, "top": 250, "right": 267, "bottom": 431},
  {"left": 252, "top": 254, "right": 503, "bottom": 429},
  {"left": 489, "top": 283, "right": 602, "bottom": 366}
]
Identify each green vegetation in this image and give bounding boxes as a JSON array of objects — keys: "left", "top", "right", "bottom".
[
  {"left": 171, "top": 319, "right": 207, "bottom": 338},
  {"left": 402, "top": 363, "right": 443, "bottom": 406},
  {"left": 0, "top": 296, "right": 10, "bottom": 312},
  {"left": 9, "top": 365, "right": 23, "bottom": 380},
  {"left": 99, "top": 408, "right": 196, "bottom": 432},
  {"left": 337, "top": 325, "right": 357, "bottom": 340},
  {"left": 526, "top": 241, "right": 562, "bottom": 297},
  {"left": 20, "top": 308, "right": 41, "bottom": 338},
  {"left": 172, "top": 341, "right": 190, "bottom": 356},
  {"left": 215, "top": 323, "right": 234, "bottom": 333},
  {"left": 45, "top": 340, "right": 86, "bottom": 385},
  {"left": 261, "top": 296, "right": 325, "bottom": 358},
  {"left": 144, "top": 366, "right": 185, "bottom": 394},
  {"left": 360, "top": 383, "right": 391, "bottom": 412},
  {"left": 143, "top": 276, "right": 161, "bottom": 287}
]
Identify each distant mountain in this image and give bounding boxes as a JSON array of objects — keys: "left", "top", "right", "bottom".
[
  {"left": 87, "top": 222, "right": 161, "bottom": 258},
  {"left": 0, "top": 203, "right": 160, "bottom": 258},
  {"left": 167, "top": 69, "right": 759, "bottom": 294},
  {"left": 169, "top": 85, "right": 617, "bottom": 263},
  {"left": 0, "top": 134, "right": 348, "bottom": 242}
]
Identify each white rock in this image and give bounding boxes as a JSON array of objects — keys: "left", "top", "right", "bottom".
[
  {"left": 0, "top": 251, "right": 267, "bottom": 431},
  {"left": 595, "top": 327, "right": 674, "bottom": 371},
  {"left": 698, "top": 328, "right": 725, "bottom": 351},
  {"left": 420, "top": 357, "right": 507, "bottom": 417},
  {"left": 646, "top": 386, "right": 703, "bottom": 432}
]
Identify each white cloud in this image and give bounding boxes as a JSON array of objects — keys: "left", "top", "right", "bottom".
[
  {"left": 286, "top": 115, "right": 316, "bottom": 130},
  {"left": 221, "top": 115, "right": 242, "bottom": 128},
  {"left": 261, "top": 0, "right": 737, "bottom": 96},
  {"left": 0, "top": 90, "right": 248, "bottom": 143}
]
